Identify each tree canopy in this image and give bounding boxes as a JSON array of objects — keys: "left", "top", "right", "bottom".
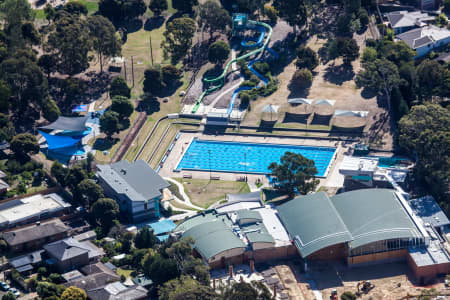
[
  {"left": 91, "top": 198, "right": 119, "bottom": 229},
  {"left": 208, "top": 41, "right": 230, "bottom": 65},
  {"left": 100, "top": 110, "right": 121, "bottom": 138},
  {"left": 221, "top": 281, "right": 272, "bottom": 300},
  {"left": 111, "top": 95, "right": 134, "bottom": 119},
  {"left": 87, "top": 15, "right": 121, "bottom": 73},
  {"left": 75, "top": 179, "right": 104, "bottom": 207},
  {"left": 149, "top": 0, "right": 168, "bottom": 16},
  {"left": 134, "top": 226, "right": 157, "bottom": 249},
  {"left": 46, "top": 14, "right": 91, "bottom": 76},
  {"left": 99, "top": 0, "right": 146, "bottom": 23},
  {"left": 296, "top": 46, "right": 319, "bottom": 70},
  {"left": 162, "top": 17, "right": 196, "bottom": 62},
  {"left": 273, "top": 0, "right": 307, "bottom": 33},
  {"left": 172, "top": 0, "right": 198, "bottom": 13},
  {"left": 198, "top": 1, "right": 230, "bottom": 37},
  {"left": 159, "top": 276, "right": 217, "bottom": 300},
  {"left": 269, "top": 152, "right": 319, "bottom": 195},
  {"left": 10, "top": 133, "right": 39, "bottom": 159},
  {"left": 110, "top": 77, "right": 130, "bottom": 98},
  {"left": 398, "top": 103, "right": 450, "bottom": 210},
  {"left": 60, "top": 286, "right": 87, "bottom": 300}
]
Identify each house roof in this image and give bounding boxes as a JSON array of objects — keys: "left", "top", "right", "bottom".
[
  {"left": 183, "top": 221, "right": 246, "bottom": 260},
  {"left": 9, "top": 250, "right": 44, "bottom": 268},
  {"left": 3, "top": 219, "right": 70, "bottom": 246},
  {"left": 44, "top": 238, "right": 104, "bottom": 261},
  {"left": 277, "top": 192, "right": 353, "bottom": 257},
  {"left": 0, "top": 179, "right": 9, "bottom": 190},
  {"left": 96, "top": 160, "right": 169, "bottom": 201},
  {"left": 397, "top": 25, "right": 450, "bottom": 49},
  {"left": 64, "top": 272, "right": 120, "bottom": 291},
  {"left": 332, "top": 189, "right": 422, "bottom": 249},
  {"left": 386, "top": 11, "right": 433, "bottom": 29},
  {"left": 87, "top": 282, "right": 148, "bottom": 300}
]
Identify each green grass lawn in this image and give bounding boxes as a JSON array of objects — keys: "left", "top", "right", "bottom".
[
  {"left": 34, "top": 0, "right": 98, "bottom": 19},
  {"left": 175, "top": 179, "right": 250, "bottom": 209},
  {"left": 117, "top": 268, "right": 133, "bottom": 278}
]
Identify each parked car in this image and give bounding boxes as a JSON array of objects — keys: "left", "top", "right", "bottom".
[
  {"left": 8, "top": 287, "right": 20, "bottom": 297},
  {"left": 0, "top": 281, "right": 9, "bottom": 291}
]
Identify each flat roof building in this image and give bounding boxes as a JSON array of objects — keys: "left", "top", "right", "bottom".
[{"left": 0, "top": 193, "right": 71, "bottom": 229}]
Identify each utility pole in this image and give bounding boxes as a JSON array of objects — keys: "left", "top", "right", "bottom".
[
  {"left": 131, "top": 56, "right": 135, "bottom": 87},
  {"left": 149, "top": 35, "right": 154, "bottom": 66},
  {"left": 123, "top": 59, "right": 127, "bottom": 81}
]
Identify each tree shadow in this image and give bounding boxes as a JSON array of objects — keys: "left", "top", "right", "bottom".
[
  {"left": 144, "top": 16, "right": 165, "bottom": 31},
  {"left": 361, "top": 87, "right": 378, "bottom": 99},
  {"left": 118, "top": 19, "right": 143, "bottom": 34},
  {"left": 323, "top": 63, "right": 355, "bottom": 85},
  {"left": 119, "top": 118, "right": 130, "bottom": 131},
  {"left": 287, "top": 82, "right": 310, "bottom": 99},
  {"left": 137, "top": 97, "right": 161, "bottom": 114},
  {"left": 256, "top": 120, "right": 277, "bottom": 132},
  {"left": 93, "top": 138, "right": 119, "bottom": 151},
  {"left": 157, "top": 80, "right": 183, "bottom": 98},
  {"left": 310, "top": 113, "right": 332, "bottom": 126}
]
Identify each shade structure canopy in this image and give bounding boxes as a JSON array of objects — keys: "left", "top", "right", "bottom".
[
  {"left": 72, "top": 105, "right": 88, "bottom": 113},
  {"left": 261, "top": 104, "right": 279, "bottom": 113},
  {"left": 334, "top": 110, "right": 368, "bottom": 118},
  {"left": 288, "top": 98, "right": 313, "bottom": 105},
  {"left": 40, "top": 116, "right": 88, "bottom": 132},
  {"left": 314, "top": 99, "right": 335, "bottom": 106}
]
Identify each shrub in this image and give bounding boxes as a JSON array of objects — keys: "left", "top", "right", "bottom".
[
  {"left": 291, "top": 69, "right": 313, "bottom": 89},
  {"left": 239, "top": 92, "right": 250, "bottom": 109},
  {"left": 252, "top": 61, "right": 270, "bottom": 77}
]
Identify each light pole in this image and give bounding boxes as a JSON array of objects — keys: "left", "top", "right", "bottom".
[
  {"left": 244, "top": 152, "right": 247, "bottom": 182},
  {"left": 208, "top": 149, "right": 211, "bottom": 181}
]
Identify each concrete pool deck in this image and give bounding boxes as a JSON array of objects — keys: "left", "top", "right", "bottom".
[{"left": 159, "top": 132, "right": 353, "bottom": 188}]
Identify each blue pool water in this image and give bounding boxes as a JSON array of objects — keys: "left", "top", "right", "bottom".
[{"left": 176, "top": 139, "right": 337, "bottom": 177}]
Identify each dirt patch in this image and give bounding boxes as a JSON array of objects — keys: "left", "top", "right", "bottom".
[{"left": 307, "top": 261, "right": 447, "bottom": 300}]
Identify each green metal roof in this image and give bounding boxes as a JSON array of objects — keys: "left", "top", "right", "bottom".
[
  {"left": 277, "top": 192, "right": 352, "bottom": 258},
  {"left": 331, "top": 189, "right": 421, "bottom": 249},
  {"left": 236, "top": 209, "right": 262, "bottom": 221},
  {"left": 175, "top": 210, "right": 232, "bottom": 232},
  {"left": 182, "top": 221, "right": 246, "bottom": 260},
  {"left": 246, "top": 231, "right": 274, "bottom": 244}
]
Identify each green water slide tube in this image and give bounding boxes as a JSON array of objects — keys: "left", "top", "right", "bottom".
[{"left": 191, "top": 20, "right": 273, "bottom": 113}]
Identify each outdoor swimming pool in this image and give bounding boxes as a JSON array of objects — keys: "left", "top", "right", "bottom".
[{"left": 175, "top": 139, "right": 337, "bottom": 177}]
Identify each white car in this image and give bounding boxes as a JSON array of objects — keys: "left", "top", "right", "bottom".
[
  {"left": 0, "top": 281, "right": 9, "bottom": 291},
  {"left": 8, "top": 287, "right": 20, "bottom": 297}
]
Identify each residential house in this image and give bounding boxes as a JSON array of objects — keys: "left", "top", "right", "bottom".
[
  {"left": 396, "top": 25, "right": 450, "bottom": 57},
  {"left": 386, "top": 11, "right": 434, "bottom": 34},
  {"left": 86, "top": 282, "right": 148, "bottom": 300},
  {"left": 96, "top": 160, "right": 169, "bottom": 223},
  {"left": 2, "top": 219, "right": 70, "bottom": 252},
  {"left": 43, "top": 237, "right": 104, "bottom": 272},
  {"left": 8, "top": 250, "right": 45, "bottom": 274}
]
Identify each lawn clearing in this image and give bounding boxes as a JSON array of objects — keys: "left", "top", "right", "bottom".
[
  {"left": 175, "top": 179, "right": 250, "bottom": 209},
  {"left": 116, "top": 268, "right": 133, "bottom": 278}
]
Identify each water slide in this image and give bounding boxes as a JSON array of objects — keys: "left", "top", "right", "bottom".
[{"left": 191, "top": 20, "right": 274, "bottom": 113}]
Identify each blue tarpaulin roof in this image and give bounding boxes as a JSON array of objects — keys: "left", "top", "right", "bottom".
[
  {"left": 148, "top": 219, "right": 176, "bottom": 235},
  {"left": 39, "top": 131, "right": 82, "bottom": 150}
]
